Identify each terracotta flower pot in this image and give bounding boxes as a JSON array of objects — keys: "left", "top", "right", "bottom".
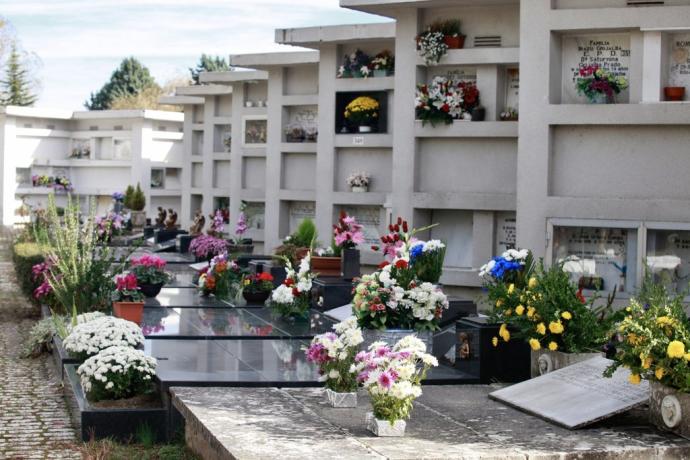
[
  {"left": 443, "top": 35, "right": 465, "bottom": 49},
  {"left": 311, "top": 256, "right": 342, "bottom": 277},
  {"left": 664, "top": 86, "right": 685, "bottom": 102},
  {"left": 113, "top": 301, "right": 145, "bottom": 325}
]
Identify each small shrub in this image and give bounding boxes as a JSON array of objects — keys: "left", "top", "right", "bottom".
[
  {"left": 21, "top": 317, "right": 56, "bottom": 357},
  {"left": 123, "top": 185, "right": 135, "bottom": 209},
  {"left": 12, "top": 242, "right": 48, "bottom": 302},
  {"left": 292, "top": 218, "right": 317, "bottom": 248}
]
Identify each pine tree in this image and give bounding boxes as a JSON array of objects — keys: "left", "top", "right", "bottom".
[
  {"left": 85, "top": 57, "right": 158, "bottom": 110},
  {"left": 0, "top": 44, "right": 37, "bottom": 107},
  {"left": 189, "top": 54, "right": 231, "bottom": 85}
]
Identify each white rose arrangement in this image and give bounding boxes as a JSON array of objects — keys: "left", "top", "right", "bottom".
[{"left": 269, "top": 252, "right": 316, "bottom": 318}]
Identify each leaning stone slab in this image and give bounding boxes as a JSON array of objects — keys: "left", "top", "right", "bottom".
[{"left": 490, "top": 355, "right": 649, "bottom": 429}]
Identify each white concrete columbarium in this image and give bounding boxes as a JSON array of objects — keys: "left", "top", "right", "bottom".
[{"left": 0, "top": 106, "right": 183, "bottom": 225}]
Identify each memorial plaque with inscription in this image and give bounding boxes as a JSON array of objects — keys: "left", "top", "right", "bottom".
[
  {"left": 340, "top": 205, "right": 381, "bottom": 246},
  {"left": 504, "top": 68, "right": 519, "bottom": 110},
  {"left": 561, "top": 34, "right": 631, "bottom": 104},
  {"left": 669, "top": 33, "right": 690, "bottom": 91},
  {"left": 489, "top": 356, "right": 649, "bottom": 429},
  {"left": 288, "top": 202, "right": 315, "bottom": 234},
  {"left": 495, "top": 212, "right": 516, "bottom": 254}
]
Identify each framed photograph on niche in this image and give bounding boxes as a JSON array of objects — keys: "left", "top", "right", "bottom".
[{"left": 242, "top": 116, "right": 267, "bottom": 147}]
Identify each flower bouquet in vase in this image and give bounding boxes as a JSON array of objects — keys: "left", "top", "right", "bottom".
[
  {"left": 371, "top": 50, "right": 394, "bottom": 77},
  {"left": 111, "top": 273, "right": 145, "bottom": 325},
  {"left": 605, "top": 283, "right": 690, "bottom": 437},
  {"left": 409, "top": 240, "right": 446, "bottom": 284},
  {"left": 346, "top": 171, "right": 370, "bottom": 193},
  {"left": 268, "top": 252, "right": 316, "bottom": 320},
  {"left": 129, "top": 254, "right": 171, "bottom": 298},
  {"left": 198, "top": 253, "right": 243, "bottom": 302},
  {"left": 353, "top": 335, "right": 438, "bottom": 436},
  {"left": 305, "top": 316, "right": 364, "bottom": 407},
  {"left": 576, "top": 65, "right": 628, "bottom": 104},
  {"left": 333, "top": 211, "right": 364, "bottom": 279},
  {"left": 241, "top": 272, "right": 274, "bottom": 305}
]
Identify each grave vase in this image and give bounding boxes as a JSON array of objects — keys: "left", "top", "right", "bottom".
[
  {"left": 325, "top": 389, "right": 357, "bottom": 408},
  {"left": 530, "top": 350, "right": 601, "bottom": 378},
  {"left": 340, "top": 248, "right": 360, "bottom": 280},
  {"left": 365, "top": 413, "right": 406, "bottom": 437},
  {"left": 650, "top": 381, "right": 690, "bottom": 438},
  {"left": 590, "top": 92, "right": 612, "bottom": 104}
]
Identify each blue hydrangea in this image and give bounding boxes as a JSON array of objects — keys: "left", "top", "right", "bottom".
[
  {"left": 489, "top": 256, "right": 522, "bottom": 280},
  {"left": 410, "top": 243, "right": 424, "bottom": 262}
]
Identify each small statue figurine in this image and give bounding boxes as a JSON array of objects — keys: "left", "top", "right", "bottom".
[
  {"left": 164, "top": 208, "right": 178, "bottom": 229},
  {"left": 155, "top": 207, "right": 167, "bottom": 227},
  {"left": 189, "top": 210, "right": 205, "bottom": 235},
  {"left": 457, "top": 332, "right": 471, "bottom": 360}
]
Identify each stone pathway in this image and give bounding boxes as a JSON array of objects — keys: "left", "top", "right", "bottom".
[{"left": 0, "top": 230, "right": 80, "bottom": 460}]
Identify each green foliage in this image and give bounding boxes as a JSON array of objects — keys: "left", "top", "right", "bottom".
[
  {"left": 412, "top": 245, "right": 446, "bottom": 284},
  {"left": 130, "top": 183, "right": 146, "bottom": 211},
  {"left": 0, "top": 43, "right": 38, "bottom": 106},
  {"left": 136, "top": 423, "right": 156, "bottom": 448},
  {"left": 189, "top": 54, "right": 230, "bottom": 85},
  {"left": 12, "top": 241, "right": 47, "bottom": 303},
  {"left": 85, "top": 57, "right": 158, "bottom": 110},
  {"left": 37, "top": 194, "right": 129, "bottom": 314},
  {"left": 21, "top": 317, "right": 56, "bottom": 358},
  {"left": 123, "top": 185, "right": 135, "bottom": 209},
  {"left": 292, "top": 218, "right": 317, "bottom": 248}
]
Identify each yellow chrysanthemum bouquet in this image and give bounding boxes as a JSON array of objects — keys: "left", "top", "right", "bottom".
[
  {"left": 344, "top": 96, "right": 380, "bottom": 127},
  {"left": 604, "top": 284, "right": 690, "bottom": 391}
]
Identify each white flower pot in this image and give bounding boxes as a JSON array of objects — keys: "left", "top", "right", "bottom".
[
  {"left": 358, "top": 126, "right": 372, "bottom": 133},
  {"left": 325, "top": 389, "right": 357, "bottom": 408},
  {"left": 351, "top": 185, "right": 368, "bottom": 193},
  {"left": 366, "top": 412, "right": 406, "bottom": 437}
]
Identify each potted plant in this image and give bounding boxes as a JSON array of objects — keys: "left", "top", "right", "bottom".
[
  {"left": 482, "top": 252, "right": 613, "bottom": 377},
  {"left": 274, "top": 218, "right": 317, "bottom": 267},
  {"left": 241, "top": 272, "right": 274, "bottom": 304},
  {"left": 95, "top": 212, "right": 125, "bottom": 244},
  {"left": 344, "top": 96, "right": 379, "bottom": 133},
  {"left": 355, "top": 217, "right": 448, "bottom": 350},
  {"left": 664, "top": 86, "right": 685, "bottom": 101},
  {"left": 576, "top": 65, "right": 629, "bottom": 104},
  {"left": 305, "top": 127, "right": 318, "bottom": 143},
  {"left": 305, "top": 316, "right": 364, "bottom": 407},
  {"left": 111, "top": 273, "right": 146, "bottom": 325},
  {"left": 198, "top": 253, "right": 243, "bottom": 301},
  {"left": 353, "top": 335, "right": 438, "bottom": 436},
  {"left": 416, "top": 28, "right": 448, "bottom": 65},
  {"left": 333, "top": 211, "right": 364, "bottom": 279},
  {"left": 124, "top": 183, "right": 147, "bottom": 228},
  {"left": 338, "top": 49, "right": 371, "bottom": 79},
  {"left": 371, "top": 50, "right": 394, "bottom": 77},
  {"left": 189, "top": 234, "right": 229, "bottom": 261},
  {"left": 63, "top": 316, "right": 145, "bottom": 360},
  {"left": 346, "top": 171, "right": 370, "bottom": 192},
  {"left": 500, "top": 108, "right": 519, "bottom": 121},
  {"left": 229, "top": 211, "right": 253, "bottom": 254},
  {"left": 458, "top": 81, "right": 484, "bottom": 121},
  {"left": 604, "top": 282, "right": 690, "bottom": 437},
  {"left": 129, "top": 254, "right": 171, "bottom": 298},
  {"left": 77, "top": 345, "right": 157, "bottom": 402},
  {"left": 439, "top": 19, "right": 465, "bottom": 49},
  {"left": 267, "top": 252, "right": 315, "bottom": 320},
  {"left": 285, "top": 124, "right": 305, "bottom": 143},
  {"left": 311, "top": 246, "right": 341, "bottom": 277}
]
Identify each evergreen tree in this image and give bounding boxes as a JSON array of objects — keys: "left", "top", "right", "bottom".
[
  {"left": 0, "top": 44, "right": 37, "bottom": 106},
  {"left": 85, "top": 57, "right": 158, "bottom": 110},
  {"left": 189, "top": 54, "right": 230, "bottom": 85}
]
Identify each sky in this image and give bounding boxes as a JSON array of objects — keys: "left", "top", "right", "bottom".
[{"left": 0, "top": 0, "right": 387, "bottom": 110}]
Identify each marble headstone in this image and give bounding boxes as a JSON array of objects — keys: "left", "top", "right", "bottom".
[{"left": 489, "top": 356, "right": 649, "bottom": 429}]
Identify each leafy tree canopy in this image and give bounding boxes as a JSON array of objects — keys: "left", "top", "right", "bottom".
[
  {"left": 189, "top": 54, "right": 230, "bottom": 85},
  {"left": 85, "top": 57, "right": 158, "bottom": 110}
]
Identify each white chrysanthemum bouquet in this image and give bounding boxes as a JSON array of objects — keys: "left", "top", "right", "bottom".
[{"left": 63, "top": 316, "right": 144, "bottom": 360}]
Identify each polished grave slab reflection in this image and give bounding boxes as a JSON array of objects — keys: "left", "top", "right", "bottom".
[
  {"left": 144, "top": 288, "right": 230, "bottom": 308},
  {"left": 130, "top": 251, "right": 196, "bottom": 264},
  {"left": 164, "top": 271, "right": 197, "bottom": 288},
  {"left": 142, "top": 307, "right": 335, "bottom": 340},
  {"left": 146, "top": 338, "right": 317, "bottom": 388},
  {"left": 147, "top": 338, "right": 477, "bottom": 388}
]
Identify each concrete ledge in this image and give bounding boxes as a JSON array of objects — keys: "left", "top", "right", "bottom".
[{"left": 171, "top": 385, "right": 690, "bottom": 460}]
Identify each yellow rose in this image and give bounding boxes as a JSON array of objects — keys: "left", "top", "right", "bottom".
[
  {"left": 499, "top": 324, "right": 510, "bottom": 342},
  {"left": 515, "top": 305, "right": 525, "bottom": 316},
  {"left": 655, "top": 367, "right": 665, "bottom": 380},
  {"left": 548, "top": 321, "right": 564, "bottom": 334},
  {"left": 536, "top": 323, "right": 546, "bottom": 335},
  {"left": 668, "top": 340, "right": 686, "bottom": 359},
  {"left": 528, "top": 277, "right": 538, "bottom": 289},
  {"left": 508, "top": 284, "right": 515, "bottom": 294},
  {"left": 492, "top": 336, "right": 498, "bottom": 347},
  {"left": 561, "top": 311, "right": 572, "bottom": 320},
  {"left": 629, "top": 373, "right": 641, "bottom": 385},
  {"left": 548, "top": 341, "right": 558, "bottom": 351},
  {"left": 527, "top": 307, "right": 535, "bottom": 318},
  {"left": 505, "top": 309, "right": 512, "bottom": 317},
  {"left": 496, "top": 299, "right": 503, "bottom": 308},
  {"left": 529, "top": 338, "right": 541, "bottom": 351},
  {"left": 685, "top": 353, "right": 690, "bottom": 362}
]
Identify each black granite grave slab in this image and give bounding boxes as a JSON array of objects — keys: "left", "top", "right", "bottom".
[
  {"left": 129, "top": 251, "right": 196, "bottom": 265},
  {"left": 311, "top": 277, "right": 354, "bottom": 310},
  {"left": 144, "top": 288, "right": 231, "bottom": 308}
]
